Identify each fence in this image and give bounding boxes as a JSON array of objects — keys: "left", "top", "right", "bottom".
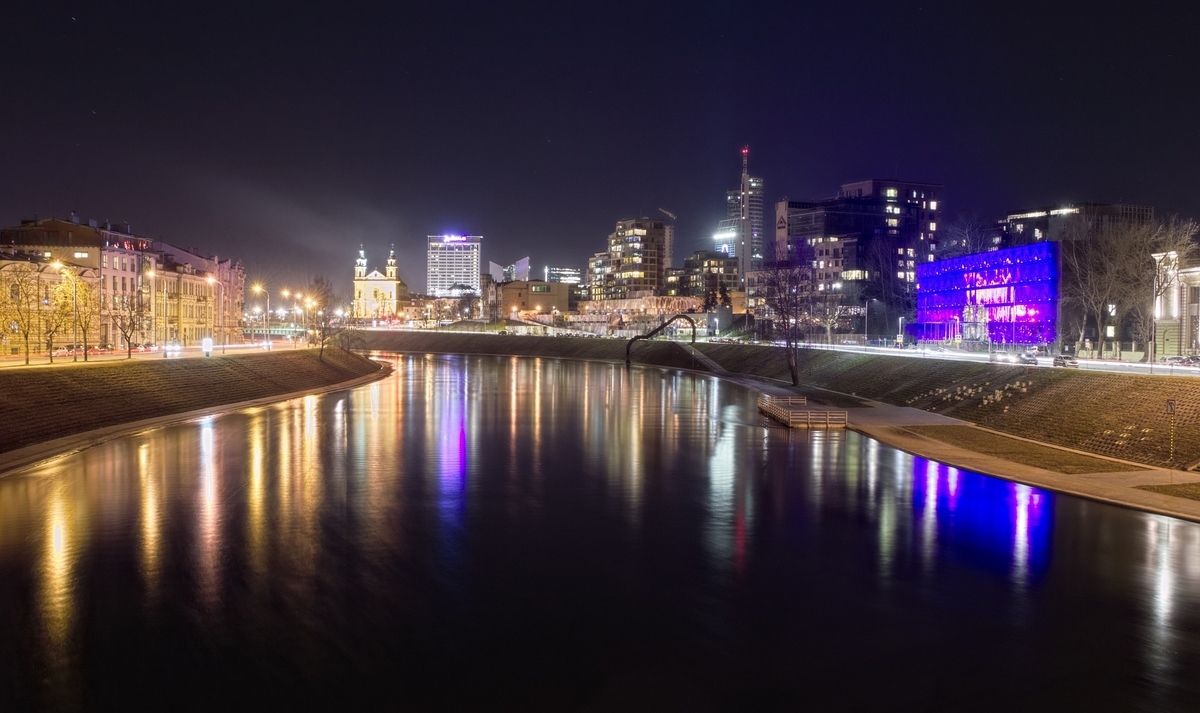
[{"left": 756, "top": 395, "right": 848, "bottom": 428}]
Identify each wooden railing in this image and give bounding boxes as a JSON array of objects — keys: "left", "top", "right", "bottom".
[{"left": 757, "top": 395, "right": 847, "bottom": 428}]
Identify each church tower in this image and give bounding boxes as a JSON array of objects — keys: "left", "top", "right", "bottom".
[
  {"left": 386, "top": 245, "right": 398, "bottom": 280},
  {"left": 355, "top": 246, "right": 367, "bottom": 279}
]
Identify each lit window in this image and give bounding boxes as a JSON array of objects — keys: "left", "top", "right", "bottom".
[
  {"left": 897, "top": 271, "right": 905, "bottom": 279},
  {"left": 886, "top": 218, "right": 899, "bottom": 227},
  {"left": 929, "top": 222, "right": 937, "bottom": 231},
  {"left": 885, "top": 188, "right": 898, "bottom": 198},
  {"left": 929, "top": 201, "right": 938, "bottom": 210},
  {"left": 74, "top": 251, "right": 88, "bottom": 259}
]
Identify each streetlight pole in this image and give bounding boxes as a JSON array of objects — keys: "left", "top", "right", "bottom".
[
  {"left": 206, "top": 275, "right": 226, "bottom": 354},
  {"left": 252, "top": 284, "right": 272, "bottom": 350}
]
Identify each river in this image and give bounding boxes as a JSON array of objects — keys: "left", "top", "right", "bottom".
[{"left": 1, "top": 353, "right": 1198, "bottom": 711}]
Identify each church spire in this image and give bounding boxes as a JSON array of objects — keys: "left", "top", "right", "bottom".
[
  {"left": 354, "top": 244, "right": 367, "bottom": 279},
  {"left": 386, "top": 244, "right": 398, "bottom": 280}
]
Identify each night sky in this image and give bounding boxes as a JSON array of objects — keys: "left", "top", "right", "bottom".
[{"left": 3, "top": 1, "right": 1197, "bottom": 294}]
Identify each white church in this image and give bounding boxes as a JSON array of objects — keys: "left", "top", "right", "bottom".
[{"left": 352, "top": 246, "right": 410, "bottom": 319}]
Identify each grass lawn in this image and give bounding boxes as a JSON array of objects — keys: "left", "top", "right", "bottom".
[
  {"left": 1135, "top": 482, "right": 1200, "bottom": 501},
  {"left": 905, "top": 425, "right": 1144, "bottom": 475}
]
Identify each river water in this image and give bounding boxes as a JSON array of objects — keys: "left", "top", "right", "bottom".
[{"left": 1, "top": 353, "right": 1198, "bottom": 711}]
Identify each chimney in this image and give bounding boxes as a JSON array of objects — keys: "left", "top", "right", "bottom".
[{"left": 70, "top": 210, "right": 79, "bottom": 224}]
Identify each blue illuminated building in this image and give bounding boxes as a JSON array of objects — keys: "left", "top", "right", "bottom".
[{"left": 910, "top": 242, "right": 1059, "bottom": 346}]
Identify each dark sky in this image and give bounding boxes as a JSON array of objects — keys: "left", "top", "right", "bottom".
[{"left": 3, "top": 1, "right": 1197, "bottom": 294}]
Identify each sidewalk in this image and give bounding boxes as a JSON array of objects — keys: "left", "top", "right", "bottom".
[
  {"left": 735, "top": 371, "right": 1200, "bottom": 522},
  {"left": 853, "top": 421, "right": 1200, "bottom": 522}
]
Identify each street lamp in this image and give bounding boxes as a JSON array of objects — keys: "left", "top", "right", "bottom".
[
  {"left": 146, "top": 269, "right": 157, "bottom": 349},
  {"left": 252, "top": 284, "right": 271, "bottom": 350},
  {"left": 865, "top": 298, "right": 878, "bottom": 344},
  {"left": 206, "top": 275, "right": 226, "bottom": 354}
]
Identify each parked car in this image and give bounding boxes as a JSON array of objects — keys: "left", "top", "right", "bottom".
[
  {"left": 1053, "top": 355, "right": 1080, "bottom": 368},
  {"left": 1161, "top": 355, "right": 1187, "bottom": 364},
  {"left": 52, "top": 344, "right": 80, "bottom": 356},
  {"left": 1017, "top": 352, "right": 1038, "bottom": 365},
  {"left": 87, "top": 344, "right": 113, "bottom": 355}
]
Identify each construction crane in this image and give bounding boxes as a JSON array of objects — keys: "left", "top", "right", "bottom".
[{"left": 658, "top": 208, "right": 676, "bottom": 221}]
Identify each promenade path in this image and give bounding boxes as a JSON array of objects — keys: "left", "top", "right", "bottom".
[{"left": 741, "top": 374, "right": 1200, "bottom": 522}]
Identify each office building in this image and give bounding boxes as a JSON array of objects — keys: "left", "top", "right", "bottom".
[
  {"left": 727, "top": 147, "right": 764, "bottom": 280},
  {"left": 774, "top": 179, "right": 942, "bottom": 294},
  {"left": 665, "top": 250, "right": 739, "bottom": 299},
  {"left": 999, "top": 203, "right": 1155, "bottom": 248},
  {"left": 544, "top": 266, "right": 582, "bottom": 284},
  {"left": 427, "top": 234, "right": 482, "bottom": 297},
  {"left": 488, "top": 256, "right": 531, "bottom": 284},
  {"left": 586, "top": 218, "right": 671, "bottom": 301}
]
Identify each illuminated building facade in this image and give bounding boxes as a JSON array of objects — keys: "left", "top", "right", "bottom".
[
  {"left": 665, "top": 250, "right": 739, "bottom": 299},
  {"left": 910, "top": 242, "right": 1059, "bottom": 346},
  {"left": 0, "top": 216, "right": 245, "bottom": 348},
  {"left": 353, "top": 246, "right": 409, "bottom": 319},
  {"left": 726, "top": 147, "right": 764, "bottom": 280},
  {"left": 586, "top": 218, "right": 670, "bottom": 301},
  {"left": 999, "top": 203, "right": 1155, "bottom": 248},
  {"left": 426, "top": 234, "right": 482, "bottom": 297},
  {"left": 499, "top": 280, "right": 571, "bottom": 316}
]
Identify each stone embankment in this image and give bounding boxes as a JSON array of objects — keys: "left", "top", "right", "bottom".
[
  {"left": 361, "top": 331, "right": 1200, "bottom": 471},
  {"left": 0, "top": 349, "right": 384, "bottom": 459}
]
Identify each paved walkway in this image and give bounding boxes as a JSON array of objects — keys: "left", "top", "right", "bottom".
[
  {"left": 729, "top": 371, "right": 1200, "bottom": 522},
  {"left": 854, "top": 422, "right": 1200, "bottom": 522}
]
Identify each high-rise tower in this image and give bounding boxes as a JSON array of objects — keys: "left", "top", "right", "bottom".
[{"left": 726, "top": 147, "right": 764, "bottom": 284}]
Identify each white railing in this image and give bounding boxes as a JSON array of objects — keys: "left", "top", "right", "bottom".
[{"left": 757, "top": 394, "right": 847, "bottom": 428}]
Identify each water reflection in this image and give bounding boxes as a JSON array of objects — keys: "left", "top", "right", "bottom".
[{"left": 0, "top": 355, "right": 1198, "bottom": 710}]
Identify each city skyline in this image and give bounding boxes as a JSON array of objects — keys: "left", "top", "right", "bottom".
[{"left": 2, "top": 2, "right": 1196, "bottom": 294}]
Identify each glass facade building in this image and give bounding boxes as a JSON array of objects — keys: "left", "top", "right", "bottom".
[{"left": 911, "top": 242, "right": 1058, "bottom": 346}]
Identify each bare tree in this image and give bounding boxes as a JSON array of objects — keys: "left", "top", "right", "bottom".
[
  {"left": 937, "top": 215, "right": 996, "bottom": 259},
  {"left": 1060, "top": 216, "right": 1199, "bottom": 360},
  {"left": 0, "top": 263, "right": 43, "bottom": 364},
  {"left": 862, "top": 238, "right": 914, "bottom": 340},
  {"left": 1124, "top": 217, "right": 1200, "bottom": 362},
  {"left": 756, "top": 260, "right": 811, "bottom": 385},
  {"left": 110, "top": 288, "right": 145, "bottom": 358},
  {"left": 303, "top": 276, "right": 343, "bottom": 360},
  {"left": 1059, "top": 228, "right": 1120, "bottom": 357},
  {"left": 456, "top": 290, "right": 480, "bottom": 320},
  {"left": 73, "top": 276, "right": 101, "bottom": 360},
  {"left": 42, "top": 278, "right": 74, "bottom": 363},
  {"left": 812, "top": 281, "right": 861, "bottom": 344}
]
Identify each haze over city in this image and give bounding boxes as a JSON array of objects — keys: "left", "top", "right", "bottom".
[{"left": 3, "top": 1, "right": 1197, "bottom": 292}]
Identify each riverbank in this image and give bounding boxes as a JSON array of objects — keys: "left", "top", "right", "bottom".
[
  {"left": 0, "top": 349, "right": 386, "bottom": 474},
  {"left": 360, "top": 330, "right": 1200, "bottom": 520}
]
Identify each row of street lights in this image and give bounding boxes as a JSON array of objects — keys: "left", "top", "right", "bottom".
[{"left": 249, "top": 284, "right": 318, "bottom": 349}]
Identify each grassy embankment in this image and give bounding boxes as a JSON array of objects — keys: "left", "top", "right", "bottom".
[
  {"left": 696, "top": 343, "right": 1200, "bottom": 470},
  {"left": 0, "top": 349, "right": 382, "bottom": 455}
]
